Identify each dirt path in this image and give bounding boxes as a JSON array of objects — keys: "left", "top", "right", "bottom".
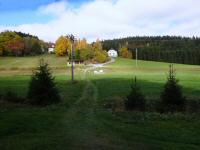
[
  {"left": 77, "top": 58, "right": 115, "bottom": 111},
  {"left": 61, "top": 59, "right": 116, "bottom": 148}
]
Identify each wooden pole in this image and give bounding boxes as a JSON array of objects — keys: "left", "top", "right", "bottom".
[
  {"left": 136, "top": 48, "right": 138, "bottom": 67},
  {"left": 69, "top": 34, "right": 75, "bottom": 82},
  {"left": 71, "top": 43, "right": 74, "bottom": 82}
]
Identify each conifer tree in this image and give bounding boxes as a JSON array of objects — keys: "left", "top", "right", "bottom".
[
  {"left": 125, "top": 77, "right": 146, "bottom": 111},
  {"left": 160, "top": 64, "right": 185, "bottom": 112},
  {"left": 27, "top": 59, "right": 60, "bottom": 106}
]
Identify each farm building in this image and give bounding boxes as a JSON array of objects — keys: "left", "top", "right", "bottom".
[
  {"left": 108, "top": 49, "right": 118, "bottom": 58},
  {"left": 48, "top": 43, "right": 55, "bottom": 53}
]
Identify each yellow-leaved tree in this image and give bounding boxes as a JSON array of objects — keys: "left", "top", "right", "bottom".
[
  {"left": 92, "top": 39, "right": 102, "bottom": 52},
  {"left": 75, "top": 38, "right": 88, "bottom": 50},
  {"left": 119, "top": 45, "right": 132, "bottom": 58},
  {"left": 55, "top": 36, "right": 71, "bottom": 56},
  {"left": 73, "top": 38, "right": 89, "bottom": 61},
  {"left": 92, "top": 39, "right": 110, "bottom": 63}
]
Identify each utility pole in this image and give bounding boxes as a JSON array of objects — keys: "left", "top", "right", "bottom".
[
  {"left": 69, "top": 34, "right": 75, "bottom": 82},
  {"left": 136, "top": 48, "right": 138, "bottom": 67}
]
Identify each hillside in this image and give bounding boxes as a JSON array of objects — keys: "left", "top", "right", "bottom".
[{"left": 102, "top": 36, "right": 200, "bottom": 65}]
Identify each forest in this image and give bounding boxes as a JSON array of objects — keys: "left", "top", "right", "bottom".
[
  {"left": 0, "top": 31, "right": 48, "bottom": 56},
  {"left": 102, "top": 36, "right": 200, "bottom": 65}
]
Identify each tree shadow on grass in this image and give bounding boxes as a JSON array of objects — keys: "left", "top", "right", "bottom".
[{"left": 90, "top": 78, "right": 200, "bottom": 101}]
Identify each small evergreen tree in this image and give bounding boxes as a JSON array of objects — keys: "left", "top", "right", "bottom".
[
  {"left": 160, "top": 64, "right": 185, "bottom": 112},
  {"left": 125, "top": 77, "right": 146, "bottom": 111},
  {"left": 27, "top": 59, "right": 60, "bottom": 106}
]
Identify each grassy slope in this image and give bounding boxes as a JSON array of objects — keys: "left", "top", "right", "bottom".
[
  {"left": 0, "top": 54, "right": 68, "bottom": 69},
  {"left": 0, "top": 55, "right": 200, "bottom": 150},
  {"left": 0, "top": 54, "right": 76, "bottom": 76}
]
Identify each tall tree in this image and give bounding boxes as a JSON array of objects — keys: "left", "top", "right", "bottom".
[
  {"left": 93, "top": 39, "right": 103, "bottom": 51},
  {"left": 55, "top": 36, "right": 71, "bottom": 56}
]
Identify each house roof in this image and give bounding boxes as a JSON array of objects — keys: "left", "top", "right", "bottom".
[
  {"left": 47, "top": 42, "right": 55, "bottom": 48},
  {"left": 108, "top": 49, "right": 117, "bottom": 52}
]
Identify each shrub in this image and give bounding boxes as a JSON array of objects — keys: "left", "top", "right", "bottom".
[
  {"left": 185, "top": 99, "right": 200, "bottom": 113},
  {"left": 1, "top": 91, "right": 25, "bottom": 103},
  {"left": 93, "top": 50, "right": 110, "bottom": 63},
  {"left": 160, "top": 64, "right": 185, "bottom": 113},
  {"left": 0, "top": 93, "right": 2, "bottom": 101},
  {"left": 27, "top": 59, "right": 61, "bottom": 106},
  {"left": 103, "top": 96, "right": 125, "bottom": 112},
  {"left": 125, "top": 77, "right": 146, "bottom": 111},
  {"left": 119, "top": 46, "right": 132, "bottom": 58}
]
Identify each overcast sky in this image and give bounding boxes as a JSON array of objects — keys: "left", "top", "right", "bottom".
[{"left": 0, "top": 0, "right": 200, "bottom": 42}]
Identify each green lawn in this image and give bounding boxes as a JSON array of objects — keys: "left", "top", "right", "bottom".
[{"left": 0, "top": 55, "right": 200, "bottom": 150}]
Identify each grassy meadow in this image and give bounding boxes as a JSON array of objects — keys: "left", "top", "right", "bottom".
[{"left": 0, "top": 54, "right": 200, "bottom": 150}]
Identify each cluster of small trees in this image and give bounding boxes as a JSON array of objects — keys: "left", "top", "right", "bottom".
[
  {"left": 55, "top": 36, "right": 110, "bottom": 63},
  {"left": 125, "top": 65, "right": 185, "bottom": 113},
  {"left": 0, "top": 31, "right": 47, "bottom": 56},
  {"left": 102, "top": 36, "right": 200, "bottom": 65},
  {"left": 119, "top": 43, "right": 132, "bottom": 58}
]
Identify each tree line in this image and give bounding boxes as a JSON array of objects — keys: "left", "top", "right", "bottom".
[
  {"left": 55, "top": 36, "right": 110, "bottom": 63},
  {"left": 0, "top": 31, "right": 48, "bottom": 56},
  {"left": 102, "top": 36, "right": 200, "bottom": 65}
]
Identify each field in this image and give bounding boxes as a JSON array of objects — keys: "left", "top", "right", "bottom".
[{"left": 0, "top": 54, "right": 200, "bottom": 150}]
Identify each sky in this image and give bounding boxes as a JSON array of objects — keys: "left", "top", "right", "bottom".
[{"left": 0, "top": 0, "right": 200, "bottom": 42}]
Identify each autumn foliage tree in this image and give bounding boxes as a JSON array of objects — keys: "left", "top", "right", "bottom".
[
  {"left": 0, "top": 31, "right": 46, "bottom": 56},
  {"left": 75, "top": 38, "right": 87, "bottom": 50},
  {"left": 55, "top": 36, "right": 71, "bottom": 56},
  {"left": 92, "top": 39, "right": 103, "bottom": 51},
  {"left": 78, "top": 45, "right": 94, "bottom": 62},
  {"left": 119, "top": 45, "right": 132, "bottom": 58},
  {"left": 74, "top": 38, "right": 95, "bottom": 62},
  {"left": 93, "top": 50, "right": 109, "bottom": 63},
  {"left": 6, "top": 36, "right": 25, "bottom": 56},
  {"left": 92, "top": 40, "right": 109, "bottom": 63},
  {"left": 24, "top": 37, "right": 43, "bottom": 55}
]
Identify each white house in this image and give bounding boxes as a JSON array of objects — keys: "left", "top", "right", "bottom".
[
  {"left": 48, "top": 44, "right": 55, "bottom": 53},
  {"left": 108, "top": 49, "right": 118, "bottom": 58}
]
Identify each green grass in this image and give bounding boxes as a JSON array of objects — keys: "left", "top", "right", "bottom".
[
  {"left": 0, "top": 55, "right": 200, "bottom": 150},
  {"left": 0, "top": 54, "right": 68, "bottom": 69}
]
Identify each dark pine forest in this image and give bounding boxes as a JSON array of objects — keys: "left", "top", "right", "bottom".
[{"left": 102, "top": 36, "right": 200, "bottom": 65}]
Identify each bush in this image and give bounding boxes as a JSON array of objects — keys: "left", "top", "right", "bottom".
[
  {"left": 160, "top": 64, "right": 185, "bottom": 113},
  {"left": 27, "top": 59, "right": 61, "bottom": 106},
  {"left": 93, "top": 50, "right": 110, "bottom": 63},
  {"left": 185, "top": 99, "right": 200, "bottom": 113},
  {"left": 124, "top": 77, "right": 146, "bottom": 111},
  {"left": 103, "top": 96, "right": 125, "bottom": 112},
  {"left": 0, "top": 93, "right": 2, "bottom": 101},
  {"left": 1, "top": 91, "right": 25, "bottom": 103}
]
